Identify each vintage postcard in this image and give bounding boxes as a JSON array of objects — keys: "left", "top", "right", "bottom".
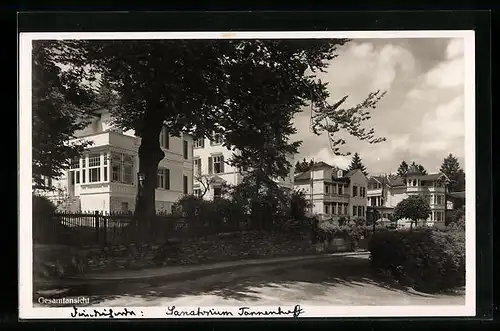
[{"left": 19, "top": 30, "right": 475, "bottom": 319}]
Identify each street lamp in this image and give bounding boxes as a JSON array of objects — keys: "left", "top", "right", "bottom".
[{"left": 137, "top": 172, "right": 145, "bottom": 197}]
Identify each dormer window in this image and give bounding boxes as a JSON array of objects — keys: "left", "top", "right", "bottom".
[
  {"left": 210, "top": 132, "right": 223, "bottom": 145},
  {"left": 337, "top": 170, "right": 343, "bottom": 178}
]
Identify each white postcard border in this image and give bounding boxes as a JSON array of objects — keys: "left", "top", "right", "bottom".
[{"left": 19, "top": 30, "right": 476, "bottom": 319}]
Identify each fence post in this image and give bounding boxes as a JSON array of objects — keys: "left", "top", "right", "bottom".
[
  {"left": 94, "top": 210, "right": 100, "bottom": 244},
  {"left": 103, "top": 213, "right": 108, "bottom": 246}
]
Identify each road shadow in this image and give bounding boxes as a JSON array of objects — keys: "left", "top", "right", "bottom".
[{"left": 35, "top": 255, "right": 453, "bottom": 306}]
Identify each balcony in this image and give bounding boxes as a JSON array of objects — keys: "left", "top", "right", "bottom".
[
  {"left": 323, "top": 193, "right": 350, "bottom": 203},
  {"left": 367, "top": 188, "right": 382, "bottom": 196},
  {"left": 71, "top": 131, "right": 139, "bottom": 151}
]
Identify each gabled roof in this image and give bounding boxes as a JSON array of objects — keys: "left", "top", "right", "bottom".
[
  {"left": 345, "top": 169, "right": 357, "bottom": 177},
  {"left": 311, "top": 161, "right": 335, "bottom": 170},
  {"left": 419, "top": 173, "right": 449, "bottom": 182},
  {"left": 406, "top": 164, "right": 422, "bottom": 176},
  {"left": 387, "top": 175, "right": 405, "bottom": 186},
  {"left": 294, "top": 171, "right": 311, "bottom": 181},
  {"left": 294, "top": 162, "right": 349, "bottom": 182},
  {"left": 369, "top": 175, "right": 405, "bottom": 187}
]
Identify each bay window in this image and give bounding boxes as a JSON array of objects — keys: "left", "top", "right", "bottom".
[{"left": 111, "top": 152, "right": 135, "bottom": 185}]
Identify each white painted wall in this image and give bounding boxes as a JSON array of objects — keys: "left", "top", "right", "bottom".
[
  {"left": 347, "top": 170, "right": 368, "bottom": 219},
  {"left": 40, "top": 109, "right": 193, "bottom": 213},
  {"left": 193, "top": 137, "right": 295, "bottom": 199}
]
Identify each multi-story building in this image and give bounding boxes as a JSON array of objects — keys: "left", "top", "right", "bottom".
[
  {"left": 192, "top": 134, "right": 295, "bottom": 200},
  {"left": 293, "top": 161, "right": 368, "bottom": 221},
  {"left": 39, "top": 109, "right": 193, "bottom": 213},
  {"left": 367, "top": 164, "right": 449, "bottom": 228}
]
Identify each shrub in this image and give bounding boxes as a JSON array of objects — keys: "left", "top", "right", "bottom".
[
  {"left": 290, "top": 189, "right": 310, "bottom": 222},
  {"left": 338, "top": 216, "right": 348, "bottom": 226},
  {"left": 316, "top": 223, "right": 366, "bottom": 243},
  {"left": 33, "top": 195, "right": 56, "bottom": 217},
  {"left": 368, "top": 227, "right": 465, "bottom": 293}
]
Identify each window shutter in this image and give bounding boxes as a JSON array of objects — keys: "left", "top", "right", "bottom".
[
  {"left": 201, "top": 138, "right": 205, "bottom": 148},
  {"left": 220, "top": 155, "right": 225, "bottom": 173},
  {"left": 208, "top": 157, "right": 213, "bottom": 174}
]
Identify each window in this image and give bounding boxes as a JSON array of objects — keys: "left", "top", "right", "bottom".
[
  {"left": 183, "top": 175, "right": 188, "bottom": 194},
  {"left": 123, "top": 155, "right": 133, "bottom": 184},
  {"left": 361, "top": 187, "right": 365, "bottom": 197},
  {"left": 362, "top": 206, "right": 365, "bottom": 217},
  {"left": 193, "top": 158, "right": 202, "bottom": 176},
  {"left": 111, "top": 152, "right": 134, "bottom": 185},
  {"left": 82, "top": 170, "right": 86, "bottom": 183},
  {"left": 332, "top": 184, "right": 337, "bottom": 194},
  {"left": 193, "top": 189, "right": 201, "bottom": 197},
  {"left": 213, "top": 187, "right": 222, "bottom": 198},
  {"left": 211, "top": 132, "right": 223, "bottom": 145},
  {"left": 70, "top": 157, "right": 79, "bottom": 169},
  {"left": 344, "top": 204, "right": 348, "bottom": 215},
  {"left": 352, "top": 186, "right": 358, "bottom": 197},
  {"left": 165, "top": 169, "right": 170, "bottom": 189},
  {"left": 157, "top": 169, "right": 170, "bottom": 190},
  {"left": 325, "top": 184, "right": 330, "bottom": 194},
  {"left": 338, "top": 185, "right": 343, "bottom": 195},
  {"left": 89, "top": 168, "right": 100, "bottom": 182},
  {"left": 157, "top": 168, "right": 165, "bottom": 189},
  {"left": 209, "top": 155, "right": 224, "bottom": 174},
  {"left": 88, "top": 154, "right": 101, "bottom": 183},
  {"left": 324, "top": 205, "right": 329, "bottom": 214},
  {"left": 121, "top": 202, "right": 129, "bottom": 213},
  {"left": 159, "top": 127, "right": 169, "bottom": 149},
  {"left": 358, "top": 206, "right": 362, "bottom": 217},
  {"left": 193, "top": 138, "right": 205, "bottom": 148},
  {"left": 103, "top": 154, "right": 108, "bottom": 182},
  {"left": 353, "top": 205, "right": 357, "bottom": 216},
  {"left": 436, "top": 195, "right": 444, "bottom": 205},
  {"left": 183, "top": 140, "right": 189, "bottom": 160}
]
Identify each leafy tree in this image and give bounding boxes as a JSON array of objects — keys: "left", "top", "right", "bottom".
[
  {"left": 32, "top": 41, "right": 98, "bottom": 191},
  {"left": 348, "top": 152, "right": 368, "bottom": 176},
  {"left": 53, "top": 38, "right": 386, "bottom": 218},
  {"left": 295, "top": 158, "right": 314, "bottom": 173},
  {"left": 393, "top": 195, "right": 432, "bottom": 229},
  {"left": 194, "top": 174, "right": 218, "bottom": 199},
  {"left": 397, "top": 160, "right": 409, "bottom": 177},
  {"left": 290, "top": 189, "right": 311, "bottom": 221},
  {"left": 440, "top": 153, "right": 465, "bottom": 192}
]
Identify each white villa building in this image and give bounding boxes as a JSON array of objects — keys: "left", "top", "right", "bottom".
[
  {"left": 40, "top": 109, "right": 193, "bottom": 213},
  {"left": 293, "top": 161, "right": 368, "bottom": 222},
  {"left": 192, "top": 134, "right": 295, "bottom": 200},
  {"left": 367, "top": 164, "right": 449, "bottom": 228}
]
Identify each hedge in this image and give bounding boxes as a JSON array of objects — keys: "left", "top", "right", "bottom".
[{"left": 368, "top": 227, "right": 465, "bottom": 293}]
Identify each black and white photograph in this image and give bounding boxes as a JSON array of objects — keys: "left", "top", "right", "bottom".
[{"left": 19, "top": 30, "right": 475, "bottom": 319}]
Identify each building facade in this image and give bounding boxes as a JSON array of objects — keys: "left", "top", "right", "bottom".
[
  {"left": 367, "top": 165, "right": 449, "bottom": 228},
  {"left": 293, "top": 162, "right": 368, "bottom": 221},
  {"left": 40, "top": 109, "right": 193, "bottom": 213},
  {"left": 192, "top": 134, "right": 295, "bottom": 200}
]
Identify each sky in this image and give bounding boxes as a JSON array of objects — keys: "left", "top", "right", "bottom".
[{"left": 292, "top": 37, "right": 466, "bottom": 176}]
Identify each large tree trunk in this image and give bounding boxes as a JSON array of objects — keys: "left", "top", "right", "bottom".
[{"left": 135, "top": 122, "right": 165, "bottom": 219}]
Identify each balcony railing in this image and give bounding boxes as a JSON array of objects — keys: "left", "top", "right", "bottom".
[{"left": 323, "top": 193, "right": 350, "bottom": 203}]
